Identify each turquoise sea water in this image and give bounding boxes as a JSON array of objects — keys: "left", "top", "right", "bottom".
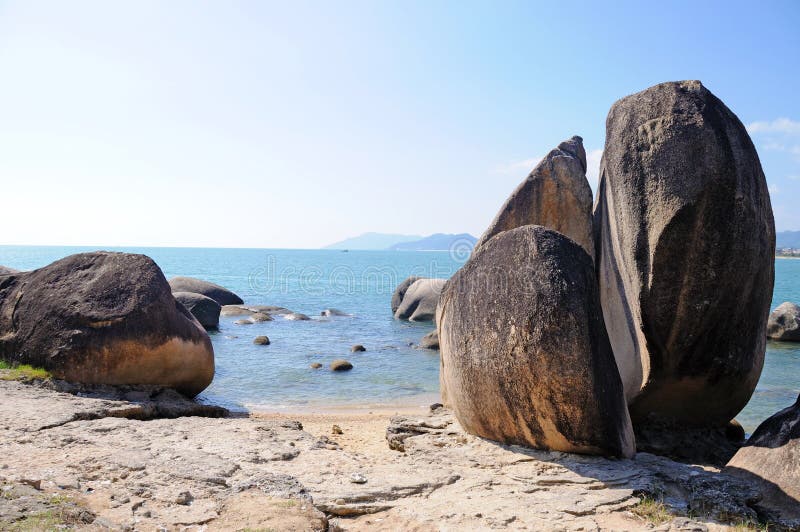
[{"left": 0, "top": 246, "right": 798, "bottom": 432}]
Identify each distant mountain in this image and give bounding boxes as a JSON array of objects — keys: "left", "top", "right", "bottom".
[
  {"left": 388, "top": 233, "right": 477, "bottom": 251},
  {"left": 777, "top": 231, "right": 800, "bottom": 249},
  {"left": 324, "top": 232, "right": 422, "bottom": 250}
]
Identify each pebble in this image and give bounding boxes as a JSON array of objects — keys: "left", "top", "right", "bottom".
[
  {"left": 332, "top": 425, "right": 343, "bottom": 435},
  {"left": 349, "top": 473, "right": 367, "bottom": 484}
]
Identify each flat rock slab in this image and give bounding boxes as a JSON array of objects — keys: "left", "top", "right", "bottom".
[{"left": 0, "top": 380, "right": 785, "bottom": 530}]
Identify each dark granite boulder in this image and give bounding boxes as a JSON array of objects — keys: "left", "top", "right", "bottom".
[
  {"left": 594, "top": 80, "right": 774, "bottom": 425},
  {"left": 437, "top": 225, "right": 634, "bottom": 457},
  {"left": 168, "top": 276, "right": 243, "bottom": 306},
  {"left": 475, "top": 136, "right": 594, "bottom": 259},
  {"left": 0, "top": 252, "right": 214, "bottom": 396},
  {"left": 173, "top": 292, "right": 221, "bottom": 330},
  {"left": 767, "top": 302, "right": 800, "bottom": 341}
]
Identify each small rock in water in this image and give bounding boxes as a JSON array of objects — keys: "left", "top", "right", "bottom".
[
  {"left": 349, "top": 473, "right": 367, "bottom": 484},
  {"left": 330, "top": 359, "right": 353, "bottom": 371},
  {"left": 430, "top": 403, "right": 444, "bottom": 412},
  {"left": 321, "top": 308, "right": 348, "bottom": 317},
  {"left": 310, "top": 362, "right": 323, "bottom": 369},
  {"left": 253, "top": 335, "right": 270, "bottom": 345},
  {"left": 250, "top": 312, "right": 273, "bottom": 322},
  {"left": 285, "top": 312, "right": 311, "bottom": 321},
  {"left": 351, "top": 344, "right": 366, "bottom": 352},
  {"left": 332, "top": 424, "right": 343, "bottom": 435},
  {"left": 234, "top": 319, "right": 253, "bottom": 325}
]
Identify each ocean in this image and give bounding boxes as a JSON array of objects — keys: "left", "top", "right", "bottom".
[{"left": 0, "top": 245, "right": 798, "bottom": 433}]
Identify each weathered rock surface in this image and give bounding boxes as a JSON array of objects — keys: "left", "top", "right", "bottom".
[
  {"left": 418, "top": 330, "right": 439, "bottom": 350},
  {"left": 437, "top": 225, "right": 634, "bottom": 457},
  {"left": 173, "top": 291, "right": 221, "bottom": 329},
  {"left": 0, "top": 252, "right": 215, "bottom": 396},
  {"left": 475, "top": 136, "right": 594, "bottom": 259},
  {"left": 394, "top": 278, "right": 445, "bottom": 322},
  {"left": 0, "top": 379, "right": 788, "bottom": 531},
  {"left": 390, "top": 276, "right": 421, "bottom": 314},
  {"left": 767, "top": 302, "right": 800, "bottom": 341},
  {"left": 594, "top": 80, "right": 775, "bottom": 425},
  {"left": 0, "top": 265, "right": 19, "bottom": 275},
  {"left": 168, "top": 276, "right": 244, "bottom": 306},
  {"left": 725, "top": 394, "right": 800, "bottom": 524}
]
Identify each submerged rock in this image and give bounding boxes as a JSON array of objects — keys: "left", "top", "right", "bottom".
[
  {"left": 173, "top": 291, "right": 221, "bottom": 330},
  {"left": 725, "top": 395, "right": 800, "bottom": 524},
  {"left": 594, "top": 80, "right": 774, "bottom": 425},
  {"left": 437, "top": 226, "right": 634, "bottom": 457},
  {"left": 168, "top": 276, "right": 243, "bottom": 306},
  {"left": 351, "top": 345, "right": 366, "bottom": 352},
  {"left": 321, "top": 308, "right": 349, "bottom": 317},
  {"left": 253, "top": 336, "right": 270, "bottom": 345},
  {"left": 330, "top": 359, "right": 353, "bottom": 371},
  {"left": 767, "top": 302, "right": 800, "bottom": 341},
  {"left": 394, "top": 278, "right": 445, "bottom": 322},
  {"left": 475, "top": 136, "right": 594, "bottom": 259},
  {"left": 310, "top": 362, "right": 322, "bottom": 369},
  {"left": 285, "top": 312, "right": 311, "bottom": 321},
  {"left": 418, "top": 330, "right": 439, "bottom": 350},
  {"left": 0, "top": 252, "right": 215, "bottom": 396}
]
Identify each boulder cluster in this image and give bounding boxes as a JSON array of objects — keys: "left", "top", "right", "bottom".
[{"left": 436, "top": 81, "right": 776, "bottom": 462}]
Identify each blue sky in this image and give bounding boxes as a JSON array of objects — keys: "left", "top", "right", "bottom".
[{"left": 0, "top": 0, "right": 798, "bottom": 248}]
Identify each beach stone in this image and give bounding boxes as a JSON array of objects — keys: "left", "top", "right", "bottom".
[
  {"left": 391, "top": 276, "right": 422, "bottom": 314},
  {"left": 351, "top": 344, "right": 366, "bottom": 352},
  {"left": 173, "top": 291, "right": 221, "bottom": 329},
  {"left": 332, "top": 425, "right": 343, "bottom": 435},
  {"left": 330, "top": 360, "right": 353, "bottom": 371},
  {"left": 394, "top": 278, "right": 446, "bottom": 322},
  {"left": 0, "top": 252, "right": 215, "bottom": 396},
  {"left": 725, "top": 394, "right": 800, "bottom": 523},
  {"left": 475, "top": 136, "right": 594, "bottom": 259},
  {"left": 0, "top": 265, "right": 19, "bottom": 275},
  {"left": 419, "top": 330, "right": 439, "bottom": 350},
  {"left": 594, "top": 80, "right": 775, "bottom": 425},
  {"left": 254, "top": 336, "right": 270, "bottom": 345},
  {"left": 168, "top": 276, "right": 243, "bottom": 306},
  {"left": 767, "top": 302, "right": 800, "bottom": 341},
  {"left": 310, "top": 363, "right": 322, "bottom": 369},
  {"left": 285, "top": 312, "right": 311, "bottom": 321},
  {"left": 437, "top": 226, "right": 634, "bottom": 457}
]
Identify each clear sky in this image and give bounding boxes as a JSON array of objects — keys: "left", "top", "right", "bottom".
[{"left": 1, "top": 1, "right": 798, "bottom": 248}]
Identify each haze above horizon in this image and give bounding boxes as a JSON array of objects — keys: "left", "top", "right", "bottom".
[{"left": 1, "top": 1, "right": 798, "bottom": 249}]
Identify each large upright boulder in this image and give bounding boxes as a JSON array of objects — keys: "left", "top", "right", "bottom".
[
  {"left": 437, "top": 226, "right": 634, "bottom": 458},
  {"left": 394, "top": 278, "right": 446, "bottom": 322},
  {"left": 725, "top": 395, "right": 800, "bottom": 523},
  {"left": 475, "top": 136, "right": 594, "bottom": 259},
  {"left": 168, "top": 276, "right": 243, "bottom": 306},
  {"left": 0, "top": 252, "right": 215, "bottom": 396},
  {"left": 767, "top": 302, "right": 800, "bottom": 341},
  {"left": 594, "top": 80, "right": 775, "bottom": 425}
]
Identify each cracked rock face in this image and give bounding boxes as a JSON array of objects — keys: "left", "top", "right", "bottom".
[
  {"left": 0, "top": 252, "right": 215, "bottom": 397},
  {"left": 437, "top": 226, "right": 634, "bottom": 458},
  {"left": 475, "top": 135, "right": 594, "bottom": 260},
  {"left": 594, "top": 80, "right": 775, "bottom": 425}
]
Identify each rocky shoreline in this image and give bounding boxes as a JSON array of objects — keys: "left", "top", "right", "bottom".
[{"left": 1, "top": 376, "right": 793, "bottom": 531}]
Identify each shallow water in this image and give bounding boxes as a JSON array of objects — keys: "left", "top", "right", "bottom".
[{"left": 1, "top": 246, "right": 798, "bottom": 432}]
